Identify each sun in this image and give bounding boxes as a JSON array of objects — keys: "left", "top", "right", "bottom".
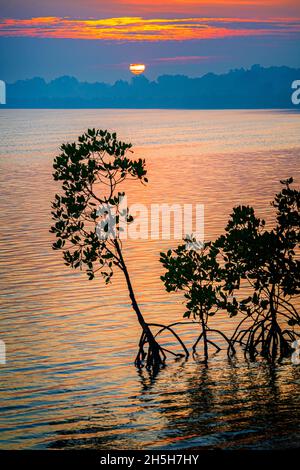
[{"left": 129, "top": 64, "right": 146, "bottom": 76}]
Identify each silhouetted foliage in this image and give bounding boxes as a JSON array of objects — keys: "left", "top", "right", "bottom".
[
  {"left": 50, "top": 128, "right": 188, "bottom": 372},
  {"left": 161, "top": 179, "right": 300, "bottom": 362},
  {"left": 160, "top": 242, "right": 233, "bottom": 361},
  {"left": 216, "top": 178, "right": 300, "bottom": 361}
]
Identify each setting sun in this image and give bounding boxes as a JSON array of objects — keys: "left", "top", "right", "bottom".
[{"left": 129, "top": 63, "right": 146, "bottom": 75}]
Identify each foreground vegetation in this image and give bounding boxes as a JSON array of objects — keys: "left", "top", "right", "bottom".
[
  {"left": 161, "top": 178, "right": 300, "bottom": 362},
  {"left": 50, "top": 129, "right": 187, "bottom": 372},
  {"left": 51, "top": 129, "right": 299, "bottom": 371}
]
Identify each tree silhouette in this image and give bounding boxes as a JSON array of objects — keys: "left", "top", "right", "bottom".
[
  {"left": 160, "top": 241, "right": 233, "bottom": 361},
  {"left": 216, "top": 178, "right": 300, "bottom": 361},
  {"left": 50, "top": 128, "right": 187, "bottom": 372},
  {"left": 161, "top": 179, "right": 299, "bottom": 362}
]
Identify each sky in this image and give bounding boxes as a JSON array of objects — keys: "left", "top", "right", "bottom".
[{"left": 0, "top": 0, "right": 300, "bottom": 83}]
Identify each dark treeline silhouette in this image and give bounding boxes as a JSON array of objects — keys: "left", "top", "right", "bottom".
[{"left": 5, "top": 65, "right": 300, "bottom": 109}]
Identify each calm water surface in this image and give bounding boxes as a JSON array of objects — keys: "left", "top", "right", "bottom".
[{"left": 0, "top": 109, "right": 300, "bottom": 449}]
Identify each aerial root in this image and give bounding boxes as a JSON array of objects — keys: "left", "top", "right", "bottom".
[
  {"left": 134, "top": 321, "right": 190, "bottom": 371},
  {"left": 134, "top": 317, "right": 298, "bottom": 370},
  {"left": 230, "top": 318, "right": 296, "bottom": 361},
  {"left": 192, "top": 327, "right": 233, "bottom": 356}
]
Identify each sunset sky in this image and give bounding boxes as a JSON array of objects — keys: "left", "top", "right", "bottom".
[{"left": 1, "top": 0, "right": 300, "bottom": 82}]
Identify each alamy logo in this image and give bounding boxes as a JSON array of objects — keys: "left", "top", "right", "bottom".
[
  {"left": 95, "top": 195, "right": 204, "bottom": 250},
  {"left": 0, "top": 339, "right": 6, "bottom": 365},
  {"left": 0, "top": 80, "right": 6, "bottom": 105},
  {"left": 291, "top": 80, "right": 300, "bottom": 105},
  {"left": 291, "top": 340, "right": 300, "bottom": 365}
]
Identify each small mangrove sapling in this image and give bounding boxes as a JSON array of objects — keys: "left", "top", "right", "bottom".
[{"left": 160, "top": 241, "right": 233, "bottom": 361}]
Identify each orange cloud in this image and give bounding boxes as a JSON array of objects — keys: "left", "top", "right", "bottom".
[{"left": 0, "top": 16, "right": 299, "bottom": 41}]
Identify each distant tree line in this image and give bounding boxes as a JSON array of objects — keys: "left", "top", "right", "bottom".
[{"left": 6, "top": 65, "right": 300, "bottom": 109}]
